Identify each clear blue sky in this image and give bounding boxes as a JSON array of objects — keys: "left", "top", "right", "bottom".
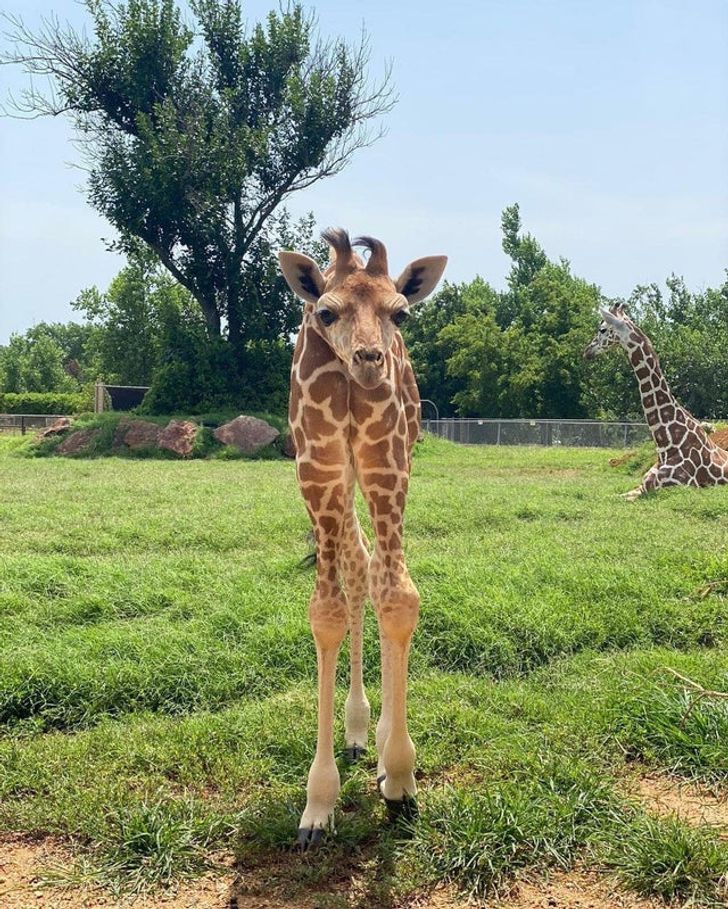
[{"left": 1, "top": 0, "right": 726, "bottom": 342}]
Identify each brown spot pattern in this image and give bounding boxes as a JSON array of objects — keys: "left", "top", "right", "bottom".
[{"left": 598, "top": 321, "right": 728, "bottom": 494}]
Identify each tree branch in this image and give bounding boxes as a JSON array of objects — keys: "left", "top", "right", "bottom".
[{"left": 660, "top": 667, "right": 728, "bottom": 729}]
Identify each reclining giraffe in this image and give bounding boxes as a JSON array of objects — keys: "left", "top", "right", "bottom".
[
  {"left": 278, "top": 229, "right": 447, "bottom": 848},
  {"left": 584, "top": 304, "right": 728, "bottom": 499}
]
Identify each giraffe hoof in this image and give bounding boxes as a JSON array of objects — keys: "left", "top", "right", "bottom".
[
  {"left": 377, "top": 775, "right": 418, "bottom": 826},
  {"left": 344, "top": 745, "right": 366, "bottom": 763},
  {"left": 384, "top": 794, "right": 418, "bottom": 825},
  {"left": 296, "top": 826, "right": 325, "bottom": 851}
]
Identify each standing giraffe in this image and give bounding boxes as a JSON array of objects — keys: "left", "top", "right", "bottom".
[
  {"left": 279, "top": 229, "right": 447, "bottom": 848},
  {"left": 584, "top": 304, "right": 728, "bottom": 499}
]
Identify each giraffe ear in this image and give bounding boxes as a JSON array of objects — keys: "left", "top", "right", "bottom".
[
  {"left": 278, "top": 252, "right": 326, "bottom": 304},
  {"left": 601, "top": 307, "right": 630, "bottom": 335},
  {"left": 601, "top": 307, "right": 619, "bottom": 324},
  {"left": 395, "top": 256, "right": 448, "bottom": 304}
]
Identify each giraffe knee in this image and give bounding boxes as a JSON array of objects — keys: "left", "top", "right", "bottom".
[
  {"left": 309, "top": 596, "right": 348, "bottom": 649},
  {"left": 376, "top": 588, "right": 420, "bottom": 644}
]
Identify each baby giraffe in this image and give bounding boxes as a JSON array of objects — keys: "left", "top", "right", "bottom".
[
  {"left": 279, "top": 229, "right": 447, "bottom": 848},
  {"left": 584, "top": 304, "right": 728, "bottom": 499}
]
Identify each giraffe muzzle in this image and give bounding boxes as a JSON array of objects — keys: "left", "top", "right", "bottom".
[{"left": 351, "top": 347, "right": 386, "bottom": 388}]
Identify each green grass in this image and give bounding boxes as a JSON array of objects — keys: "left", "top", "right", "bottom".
[
  {"left": 1, "top": 434, "right": 727, "bottom": 902},
  {"left": 608, "top": 812, "right": 728, "bottom": 907}
]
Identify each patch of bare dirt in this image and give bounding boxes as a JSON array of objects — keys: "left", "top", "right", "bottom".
[
  {"left": 630, "top": 774, "right": 728, "bottom": 837},
  {"left": 0, "top": 838, "right": 667, "bottom": 909},
  {"left": 0, "top": 836, "right": 235, "bottom": 909},
  {"left": 481, "top": 871, "right": 661, "bottom": 909}
]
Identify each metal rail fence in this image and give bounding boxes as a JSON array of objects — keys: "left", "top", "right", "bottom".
[
  {"left": 0, "top": 414, "right": 67, "bottom": 435},
  {"left": 422, "top": 418, "right": 651, "bottom": 448}
]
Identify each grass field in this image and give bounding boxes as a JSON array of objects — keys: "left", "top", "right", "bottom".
[{"left": 1, "top": 435, "right": 727, "bottom": 905}]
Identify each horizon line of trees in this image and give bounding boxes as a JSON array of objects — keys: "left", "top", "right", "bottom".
[
  {"left": 2, "top": 204, "right": 727, "bottom": 421},
  {"left": 3, "top": 2, "right": 725, "bottom": 422}
]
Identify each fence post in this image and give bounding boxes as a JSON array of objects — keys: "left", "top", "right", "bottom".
[
  {"left": 94, "top": 383, "right": 104, "bottom": 414},
  {"left": 623, "top": 423, "right": 628, "bottom": 447},
  {"left": 496, "top": 421, "right": 501, "bottom": 445},
  {"left": 21, "top": 416, "right": 26, "bottom": 435}
]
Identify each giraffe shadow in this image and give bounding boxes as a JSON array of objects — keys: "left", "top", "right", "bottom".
[{"left": 228, "top": 769, "right": 407, "bottom": 908}]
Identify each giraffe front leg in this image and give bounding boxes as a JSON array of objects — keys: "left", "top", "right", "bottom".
[
  {"left": 298, "top": 593, "right": 347, "bottom": 849},
  {"left": 621, "top": 464, "right": 657, "bottom": 500},
  {"left": 373, "top": 564, "right": 420, "bottom": 821},
  {"left": 622, "top": 486, "right": 644, "bottom": 501},
  {"left": 296, "top": 462, "right": 349, "bottom": 850}
]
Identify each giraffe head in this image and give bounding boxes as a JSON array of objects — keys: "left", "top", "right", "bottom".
[
  {"left": 583, "top": 303, "right": 632, "bottom": 360},
  {"left": 279, "top": 229, "right": 447, "bottom": 388}
]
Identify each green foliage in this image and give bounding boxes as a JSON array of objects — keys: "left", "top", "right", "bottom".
[
  {"left": 0, "top": 322, "right": 96, "bottom": 394},
  {"left": 72, "top": 248, "right": 191, "bottom": 386},
  {"left": 7, "top": 0, "right": 391, "bottom": 383},
  {"left": 0, "top": 391, "right": 91, "bottom": 415},
  {"left": 66, "top": 227, "right": 318, "bottom": 413},
  {"left": 405, "top": 209, "right": 603, "bottom": 418},
  {"left": 405, "top": 207, "right": 728, "bottom": 420}
]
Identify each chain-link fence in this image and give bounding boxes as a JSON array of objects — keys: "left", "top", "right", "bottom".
[
  {"left": 0, "top": 414, "right": 67, "bottom": 434},
  {"left": 422, "top": 418, "right": 651, "bottom": 448}
]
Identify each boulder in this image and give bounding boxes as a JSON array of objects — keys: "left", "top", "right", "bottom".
[
  {"left": 116, "top": 419, "right": 162, "bottom": 451},
  {"left": 37, "top": 416, "right": 72, "bottom": 440},
  {"left": 56, "top": 428, "right": 100, "bottom": 456},
  {"left": 159, "top": 420, "right": 198, "bottom": 457},
  {"left": 213, "top": 415, "right": 279, "bottom": 454}
]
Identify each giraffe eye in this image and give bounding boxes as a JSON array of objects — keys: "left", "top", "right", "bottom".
[
  {"left": 317, "top": 308, "right": 337, "bottom": 327},
  {"left": 391, "top": 309, "right": 409, "bottom": 327}
]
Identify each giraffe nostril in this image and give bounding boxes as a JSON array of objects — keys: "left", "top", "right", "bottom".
[{"left": 355, "top": 348, "right": 384, "bottom": 365}]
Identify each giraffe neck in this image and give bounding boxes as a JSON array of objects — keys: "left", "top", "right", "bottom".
[{"left": 621, "top": 327, "right": 707, "bottom": 452}]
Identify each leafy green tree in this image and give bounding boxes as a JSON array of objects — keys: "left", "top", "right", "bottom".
[
  {"left": 0, "top": 323, "right": 93, "bottom": 393},
  {"left": 5, "top": 0, "right": 392, "bottom": 376},
  {"left": 416, "top": 209, "right": 604, "bottom": 419},
  {"left": 73, "top": 247, "right": 195, "bottom": 385},
  {"left": 403, "top": 281, "right": 468, "bottom": 416}
]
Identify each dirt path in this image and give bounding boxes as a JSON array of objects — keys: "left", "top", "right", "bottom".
[
  {"left": 0, "top": 836, "right": 667, "bottom": 909},
  {"left": 630, "top": 772, "right": 728, "bottom": 836},
  {"left": 5, "top": 774, "right": 723, "bottom": 909},
  {"left": 0, "top": 837, "right": 234, "bottom": 909}
]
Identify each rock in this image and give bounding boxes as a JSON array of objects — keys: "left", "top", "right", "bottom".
[
  {"left": 280, "top": 431, "right": 296, "bottom": 459},
  {"left": 56, "top": 428, "right": 100, "bottom": 455},
  {"left": 159, "top": 420, "right": 197, "bottom": 457},
  {"left": 213, "top": 415, "right": 279, "bottom": 454},
  {"left": 37, "top": 416, "right": 72, "bottom": 440},
  {"left": 116, "top": 419, "right": 162, "bottom": 451}
]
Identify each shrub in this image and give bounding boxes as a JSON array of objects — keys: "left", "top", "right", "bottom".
[{"left": 0, "top": 391, "right": 92, "bottom": 415}]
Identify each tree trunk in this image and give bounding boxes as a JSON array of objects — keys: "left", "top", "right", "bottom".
[
  {"left": 226, "top": 295, "right": 247, "bottom": 377},
  {"left": 200, "top": 298, "right": 221, "bottom": 337}
]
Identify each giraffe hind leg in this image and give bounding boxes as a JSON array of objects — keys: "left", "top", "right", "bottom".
[{"left": 341, "top": 514, "right": 371, "bottom": 762}]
